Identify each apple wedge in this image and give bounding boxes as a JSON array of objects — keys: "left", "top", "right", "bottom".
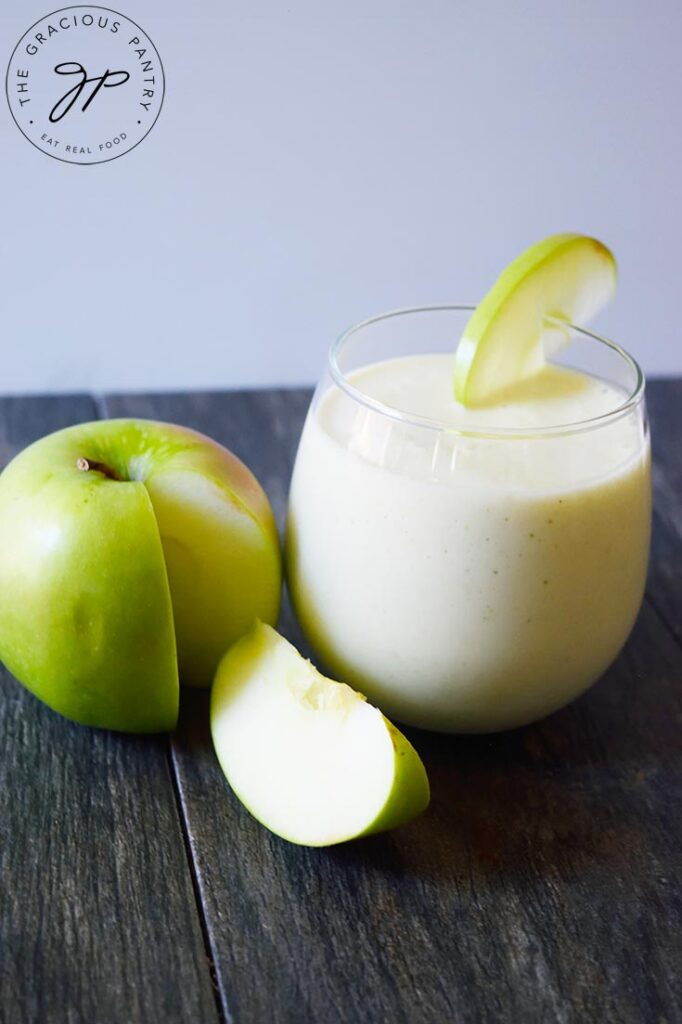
[
  {"left": 454, "top": 233, "right": 617, "bottom": 406},
  {"left": 210, "top": 623, "right": 430, "bottom": 846}
]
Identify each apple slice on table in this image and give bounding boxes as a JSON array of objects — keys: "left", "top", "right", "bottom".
[
  {"left": 0, "top": 420, "right": 281, "bottom": 732},
  {"left": 454, "top": 233, "right": 617, "bottom": 406},
  {"left": 210, "top": 623, "right": 430, "bottom": 846}
]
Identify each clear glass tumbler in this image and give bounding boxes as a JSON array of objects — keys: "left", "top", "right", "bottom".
[{"left": 285, "top": 307, "right": 651, "bottom": 732}]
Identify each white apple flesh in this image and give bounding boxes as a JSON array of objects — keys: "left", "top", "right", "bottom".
[{"left": 210, "top": 623, "right": 430, "bottom": 846}]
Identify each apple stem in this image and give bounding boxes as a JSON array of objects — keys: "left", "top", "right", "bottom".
[{"left": 76, "top": 457, "right": 124, "bottom": 481}]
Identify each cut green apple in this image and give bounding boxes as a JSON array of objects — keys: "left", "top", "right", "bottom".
[
  {"left": 0, "top": 420, "right": 281, "bottom": 732},
  {"left": 210, "top": 623, "right": 430, "bottom": 846},
  {"left": 454, "top": 233, "right": 617, "bottom": 406}
]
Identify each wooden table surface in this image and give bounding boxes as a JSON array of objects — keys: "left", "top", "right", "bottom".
[{"left": 0, "top": 382, "right": 680, "bottom": 1024}]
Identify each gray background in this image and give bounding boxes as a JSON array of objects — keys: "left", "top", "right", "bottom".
[{"left": 1, "top": 0, "right": 680, "bottom": 394}]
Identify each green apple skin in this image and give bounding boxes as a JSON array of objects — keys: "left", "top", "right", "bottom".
[
  {"left": 210, "top": 623, "right": 430, "bottom": 847},
  {"left": 0, "top": 420, "right": 281, "bottom": 731},
  {"left": 364, "top": 718, "right": 432, "bottom": 837},
  {"left": 454, "top": 233, "right": 617, "bottom": 406}
]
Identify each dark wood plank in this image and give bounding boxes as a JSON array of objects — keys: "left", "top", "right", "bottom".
[
  {"left": 108, "top": 384, "right": 682, "bottom": 1024},
  {"left": 0, "top": 397, "right": 219, "bottom": 1024},
  {"left": 646, "top": 378, "right": 682, "bottom": 643}
]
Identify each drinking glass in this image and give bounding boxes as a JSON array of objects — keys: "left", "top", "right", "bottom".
[{"left": 285, "top": 307, "right": 651, "bottom": 732}]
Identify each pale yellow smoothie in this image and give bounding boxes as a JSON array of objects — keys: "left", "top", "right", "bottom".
[{"left": 286, "top": 355, "right": 651, "bottom": 732}]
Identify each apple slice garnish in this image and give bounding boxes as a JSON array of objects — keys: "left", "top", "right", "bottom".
[
  {"left": 210, "top": 622, "right": 430, "bottom": 846},
  {"left": 454, "top": 233, "right": 617, "bottom": 406}
]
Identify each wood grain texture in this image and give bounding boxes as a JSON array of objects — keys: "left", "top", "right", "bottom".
[
  {"left": 0, "top": 397, "right": 219, "bottom": 1024},
  {"left": 107, "top": 381, "right": 682, "bottom": 1024}
]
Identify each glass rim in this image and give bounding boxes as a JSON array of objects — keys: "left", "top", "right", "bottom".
[{"left": 327, "top": 304, "right": 646, "bottom": 440}]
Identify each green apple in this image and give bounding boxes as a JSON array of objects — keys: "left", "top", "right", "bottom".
[
  {"left": 0, "top": 419, "right": 281, "bottom": 731},
  {"left": 454, "top": 233, "right": 617, "bottom": 406},
  {"left": 210, "top": 622, "right": 430, "bottom": 846}
]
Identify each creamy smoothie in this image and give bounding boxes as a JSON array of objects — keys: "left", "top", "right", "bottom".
[{"left": 286, "top": 355, "right": 650, "bottom": 732}]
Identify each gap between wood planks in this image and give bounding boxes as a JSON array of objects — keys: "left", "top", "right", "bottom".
[
  {"left": 646, "top": 593, "right": 681, "bottom": 655},
  {"left": 93, "top": 393, "right": 230, "bottom": 1024}
]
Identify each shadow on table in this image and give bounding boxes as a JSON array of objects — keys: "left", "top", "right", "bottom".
[{"left": 331, "top": 608, "right": 680, "bottom": 884}]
